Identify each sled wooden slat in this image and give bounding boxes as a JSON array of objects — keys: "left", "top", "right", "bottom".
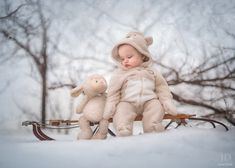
[
  {"left": 46, "top": 114, "right": 197, "bottom": 126},
  {"left": 108, "top": 113, "right": 196, "bottom": 123},
  {"left": 47, "top": 114, "right": 196, "bottom": 125}
]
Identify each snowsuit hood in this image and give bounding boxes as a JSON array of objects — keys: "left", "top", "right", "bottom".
[{"left": 112, "top": 32, "right": 154, "bottom": 68}]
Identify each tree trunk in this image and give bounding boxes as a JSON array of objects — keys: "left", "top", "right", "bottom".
[{"left": 41, "top": 64, "right": 47, "bottom": 125}]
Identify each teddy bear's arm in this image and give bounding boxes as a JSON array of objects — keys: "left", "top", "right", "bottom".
[{"left": 76, "top": 95, "right": 89, "bottom": 114}]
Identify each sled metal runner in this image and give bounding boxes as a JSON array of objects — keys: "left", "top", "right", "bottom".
[{"left": 22, "top": 113, "right": 229, "bottom": 141}]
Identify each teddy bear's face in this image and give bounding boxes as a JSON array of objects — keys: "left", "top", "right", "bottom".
[{"left": 89, "top": 76, "right": 107, "bottom": 94}]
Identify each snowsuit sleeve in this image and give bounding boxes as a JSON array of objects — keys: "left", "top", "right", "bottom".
[
  {"left": 154, "top": 70, "right": 177, "bottom": 115},
  {"left": 103, "top": 73, "right": 123, "bottom": 120},
  {"left": 154, "top": 70, "right": 173, "bottom": 102}
]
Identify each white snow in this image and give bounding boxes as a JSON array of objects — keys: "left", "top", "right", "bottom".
[{"left": 0, "top": 126, "right": 234, "bottom": 168}]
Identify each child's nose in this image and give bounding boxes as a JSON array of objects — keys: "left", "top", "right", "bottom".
[{"left": 124, "top": 59, "right": 128, "bottom": 63}]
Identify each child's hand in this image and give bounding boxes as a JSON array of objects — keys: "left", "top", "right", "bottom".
[
  {"left": 162, "top": 100, "right": 177, "bottom": 116},
  {"left": 103, "top": 113, "right": 113, "bottom": 120}
]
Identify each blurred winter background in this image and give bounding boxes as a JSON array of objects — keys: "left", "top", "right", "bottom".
[
  {"left": 0, "top": 0, "right": 235, "bottom": 168},
  {"left": 0, "top": 0, "right": 234, "bottom": 130}
]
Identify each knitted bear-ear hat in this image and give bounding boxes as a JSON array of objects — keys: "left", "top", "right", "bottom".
[{"left": 112, "top": 32, "right": 153, "bottom": 67}]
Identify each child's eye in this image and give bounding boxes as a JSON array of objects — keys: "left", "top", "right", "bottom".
[
  {"left": 127, "top": 55, "right": 133, "bottom": 59},
  {"left": 95, "top": 80, "right": 98, "bottom": 83}
]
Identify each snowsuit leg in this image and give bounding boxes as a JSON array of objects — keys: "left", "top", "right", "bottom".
[
  {"left": 142, "top": 99, "right": 165, "bottom": 133},
  {"left": 78, "top": 116, "right": 93, "bottom": 140},
  {"left": 113, "top": 102, "right": 137, "bottom": 136}
]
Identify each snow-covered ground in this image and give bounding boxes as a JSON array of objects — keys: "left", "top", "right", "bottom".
[{"left": 0, "top": 124, "right": 234, "bottom": 168}]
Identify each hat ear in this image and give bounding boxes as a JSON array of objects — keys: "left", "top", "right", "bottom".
[{"left": 145, "top": 36, "right": 153, "bottom": 46}]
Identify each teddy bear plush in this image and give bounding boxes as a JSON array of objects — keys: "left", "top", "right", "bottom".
[{"left": 71, "top": 74, "right": 109, "bottom": 140}]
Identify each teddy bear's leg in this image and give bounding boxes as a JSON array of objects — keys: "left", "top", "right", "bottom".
[
  {"left": 113, "top": 102, "right": 137, "bottom": 137},
  {"left": 78, "top": 116, "right": 93, "bottom": 140},
  {"left": 142, "top": 99, "right": 165, "bottom": 133},
  {"left": 92, "top": 119, "right": 109, "bottom": 139}
]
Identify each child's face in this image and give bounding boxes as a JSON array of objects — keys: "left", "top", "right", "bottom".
[{"left": 118, "top": 44, "right": 144, "bottom": 69}]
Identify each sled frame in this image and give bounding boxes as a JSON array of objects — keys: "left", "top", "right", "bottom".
[{"left": 22, "top": 113, "right": 229, "bottom": 141}]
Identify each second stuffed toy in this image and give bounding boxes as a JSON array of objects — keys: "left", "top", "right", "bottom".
[{"left": 71, "top": 74, "right": 109, "bottom": 140}]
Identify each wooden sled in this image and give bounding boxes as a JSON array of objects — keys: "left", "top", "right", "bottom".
[{"left": 22, "top": 113, "right": 229, "bottom": 141}]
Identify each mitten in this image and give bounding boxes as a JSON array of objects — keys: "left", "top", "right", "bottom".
[{"left": 162, "top": 100, "right": 177, "bottom": 116}]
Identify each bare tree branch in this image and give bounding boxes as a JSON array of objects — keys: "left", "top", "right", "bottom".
[
  {"left": 48, "top": 83, "right": 76, "bottom": 90},
  {"left": 0, "top": 4, "right": 27, "bottom": 19},
  {"left": 172, "top": 92, "right": 226, "bottom": 114},
  {"left": 0, "top": 30, "right": 41, "bottom": 68}
]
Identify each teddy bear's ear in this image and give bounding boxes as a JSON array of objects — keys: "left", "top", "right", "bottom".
[
  {"left": 71, "top": 85, "right": 83, "bottom": 97},
  {"left": 145, "top": 36, "right": 153, "bottom": 46}
]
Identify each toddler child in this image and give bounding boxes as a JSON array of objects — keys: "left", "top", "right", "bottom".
[{"left": 103, "top": 32, "right": 177, "bottom": 136}]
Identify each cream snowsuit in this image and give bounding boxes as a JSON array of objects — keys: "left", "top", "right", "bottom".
[{"left": 103, "top": 32, "right": 177, "bottom": 136}]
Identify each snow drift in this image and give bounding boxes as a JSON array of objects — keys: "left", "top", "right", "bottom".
[{"left": 0, "top": 127, "right": 234, "bottom": 168}]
